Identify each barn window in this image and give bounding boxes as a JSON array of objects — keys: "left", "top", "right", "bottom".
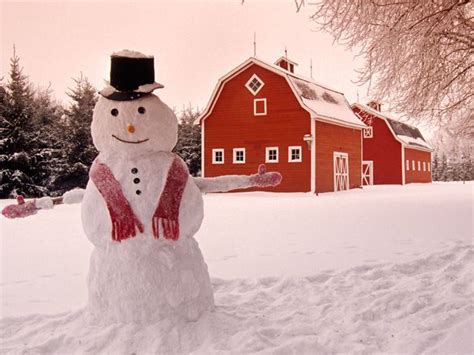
[
  {"left": 288, "top": 146, "right": 302, "bottom": 162},
  {"left": 245, "top": 74, "right": 264, "bottom": 95},
  {"left": 233, "top": 148, "right": 246, "bottom": 164},
  {"left": 428, "top": 162, "right": 431, "bottom": 172},
  {"left": 423, "top": 162, "right": 426, "bottom": 171},
  {"left": 406, "top": 160, "right": 410, "bottom": 171},
  {"left": 363, "top": 127, "right": 373, "bottom": 138},
  {"left": 418, "top": 161, "right": 421, "bottom": 171},
  {"left": 212, "top": 149, "right": 224, "bottom": 164},
  {"left": 266, "top": 147, "right": 279, "bottom": 163},
  {"left": 254, "top": 98, "right": 267, "bottom": 116},
  {"left": 412, "top": 160, "right": 415, "bottom": 170}
]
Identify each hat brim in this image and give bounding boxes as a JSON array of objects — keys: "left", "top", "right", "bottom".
[{"left": 99, "top": 82, "right": 164, "bottom": 101}]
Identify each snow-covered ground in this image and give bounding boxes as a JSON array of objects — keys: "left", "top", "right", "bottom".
[{"left": 1, "top": 183, "right": 472, "bottom": 354}]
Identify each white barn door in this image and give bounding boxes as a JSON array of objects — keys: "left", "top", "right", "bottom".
[
  {"left": 362, "top": 160, "right": 373, "bottom": 186},
  {"left": 333, "top": 152, "right": 349, "bottom": 191}
]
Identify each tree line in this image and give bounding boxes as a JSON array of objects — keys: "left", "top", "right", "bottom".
[
  {"left": 0, "top": 50, "right": 471, "bottom": 199},
  {"left": 431, "top": 151, "right": 473, "bottom": 182},
  {"left": 0, "top": 51, "right": 201, "bottom": 198}
]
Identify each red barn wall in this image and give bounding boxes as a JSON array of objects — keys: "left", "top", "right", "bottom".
[
  {"left": 203, "top": 63, "right": 312, "bottom": 192},
  {"left": 315, "top": 121, "right": 362, "bottom": 193},
  {"left": 352, "top": 107, "right": 403, "bottom": 184},
  {"left": 405, "top": 148, "right": 432, "bottom": 183}
]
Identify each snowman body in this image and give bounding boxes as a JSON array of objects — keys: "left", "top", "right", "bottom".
[
  {"left": 82, "top": 94, "right": 214, "bottom": 323},
  {"left": 0, "top": 50, "right": 282, "bottom": 324}
]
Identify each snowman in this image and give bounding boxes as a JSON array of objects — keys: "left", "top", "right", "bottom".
[{"left": 2, "top": 50, "right": 281, "bottom": 324}]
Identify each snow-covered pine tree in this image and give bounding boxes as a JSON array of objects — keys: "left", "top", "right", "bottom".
[
  {"left": 173, "top": 107, "right": 201, "bottom": 176},
  {"left": 48, "top": 75, "right": 98, "bottom": 194},
  {"left": 309, "top": 0, "right": 473, "bottom": 136},
  {"left": 431, "top": 153, "right": 440, "bottom": 181},
  {"left": 440, "top": 154, "right": 449, "bottom": 181},
  {"left": 459, "top": 150, "right": 473, "bottom": 182},
  {"left": 31, "top": 85, "right": 67, "bottom": 195},
  {"left": 0, "top": 49, "right": 48, "bottom": 198}
]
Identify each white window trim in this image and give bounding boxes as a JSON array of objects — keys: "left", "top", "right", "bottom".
[
  {"left": 423, "top": 161, "right": 426, "bottom": 171},
  {"left": 363, "top": 126, "right": 373, "bottom": 139},
  {"left": 254, "top": 98, "right": 267, "bottom": 116},
  {"left": 428, "top": 162, "right": 431, "bottom": 172},
  {"left": 233, "top": 148, "right": 246, "bottom": 164},
  {"left": 418, "top": 161, "right": 421, "bottom": 171},
  {"left": 265, "top": 147, "right": 279, "bottom": 163},
  {"left": 212, "top": 148, "right": 224, "bottom": 164},
  {"left": 412, "top": 160, "right": 415, "bottom": 170},
  {"left": 245, "top": 74, "right": 264, "bottom": 96},
  {"left": 406, "top": 159, "right": 410, "bottom": 171},
  {"left": 288, "top": 146, "right": 302, "bottom": 163}
]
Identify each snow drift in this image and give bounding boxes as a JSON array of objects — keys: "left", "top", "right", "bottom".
[{"left": 1, "top": 183, "right": 472, "bottom": 354}]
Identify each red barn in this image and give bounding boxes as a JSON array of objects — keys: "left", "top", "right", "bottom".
[
  {"left": 352, "top": 102, "right": 433, "bottom": 185},
  {"left": 199, "top": 56, "right": 366, "bottom": 193}
]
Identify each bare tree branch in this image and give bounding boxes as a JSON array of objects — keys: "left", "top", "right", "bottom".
[{"left": 309, "top": 0, "right": 474, "bottom": 136}]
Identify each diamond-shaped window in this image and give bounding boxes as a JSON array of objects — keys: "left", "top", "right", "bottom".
[{"left": 245, "top": 74, "right": 264, "bottom": 95}]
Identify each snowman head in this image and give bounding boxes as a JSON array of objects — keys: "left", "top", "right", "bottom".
[
  {"left": 92, "top": 50, "right": 177, "bottom": 155},
  {"left": 91, "top": 94, "right": 178, "bottom": 155}
]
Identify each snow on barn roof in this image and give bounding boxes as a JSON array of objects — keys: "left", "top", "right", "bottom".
[
  {"left": 258, "top": 58, "right": 365, "bottom": 128},
  {"left": 287, "top": 75, "right": 364, "bottom": 127},
  {"left": 199, "top": 57, "right": 366, "bottom": 129},
  {"left": 385, "top": 118, "right": 431, "bottom": 149},
  {"left": 353, "top": 103, "right": 433, "bottom": 150}
]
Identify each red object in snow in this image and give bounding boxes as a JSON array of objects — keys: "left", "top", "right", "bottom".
[
  {"left": 1, "top": 195, "right": 38, "bottom": 218},
  {"left": 90, "top": 159, "right": 144, "bottom": 242},
  {"left": 250, "top": 164, "right": 282, "bottom": 187},
  {"left": 90, "top": 156, "right": 188, "bottom": 242},
  {"left": 352, "top": 103, "right": 432, "bottom": 185},
  {"left": 199, "top": 56, "right": 365, "bottom": 193},
  {"left": 151, "top": 158, "right": 188, "bottom": 240}
]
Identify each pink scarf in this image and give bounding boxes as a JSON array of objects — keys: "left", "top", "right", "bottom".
[{"left": 90, "top": 156, "right": 188, "bottom": 242}]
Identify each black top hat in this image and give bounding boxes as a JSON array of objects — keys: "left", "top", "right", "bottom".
[{"left": 99, "top": 50, "right": 164, "bottom": 101}]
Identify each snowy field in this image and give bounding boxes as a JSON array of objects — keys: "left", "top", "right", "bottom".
[{"left": 1, "top": 182, "right": 473, "bottom": 354}]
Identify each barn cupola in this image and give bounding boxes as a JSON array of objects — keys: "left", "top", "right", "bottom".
[
  {"left": 367, "top": 100, "right": 382, "bottom": 112},
  {"left": 274, "top": 56, "right": 298, "bottom": 74}
]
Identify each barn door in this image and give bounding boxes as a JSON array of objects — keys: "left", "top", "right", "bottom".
[
  {"left": 362, "top": 160, "right": 373, "bottom": 186},
  {"left": 333, "top": 152, "right": 349, "bottom": 191}
]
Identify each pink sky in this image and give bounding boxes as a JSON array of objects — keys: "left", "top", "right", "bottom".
[{"left": 1, "top": 0, "right": 369, "bottom": 112}]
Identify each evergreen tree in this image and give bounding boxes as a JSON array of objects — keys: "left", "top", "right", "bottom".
[
  {"left": 173, "top": 107, "right": 201, "bottom": 176},
  {"left": 449, "top": 148, "right": 461, "bottom": 181},
  {"left": 31, "top": 86, "right": 67, "bottom": 195},
  {"left": 431, "top": 153, "right": 440, "bottom": 181},
  {"left": 440, "top": 154, "right": 449, "bottom": 181},
  {"left": 0, "top": 49, "right": 47, "bottom": 198},
  {"left": 459, "top": 151, "right": 473, "bottom": 183},
  {"left": 48, "top": 75, "right": 98, "bottom": 194}
]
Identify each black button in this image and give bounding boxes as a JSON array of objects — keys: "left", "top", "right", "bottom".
[
  {"left": 131, "top": 168, "right": 138, "bottom": 174},
  {"left": 136, "top": 190, "right": 141, "bottom": 195},
  {"left": 133, "top": 178, "right": 140, "bottom": 184}
]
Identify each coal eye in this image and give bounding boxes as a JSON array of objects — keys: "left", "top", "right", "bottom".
[
  {"left": 111, "top": 108, "right": 119, "bottom": 116},
  {"left": 138, "top": 107, "right": 146, "bottom": 114}
]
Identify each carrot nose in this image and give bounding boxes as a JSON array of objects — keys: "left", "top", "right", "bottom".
[{"left": 127, "top": 124, "right": 135, "bottom": 133}]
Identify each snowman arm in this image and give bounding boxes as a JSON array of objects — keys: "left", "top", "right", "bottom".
[
  {"left": 193, "top": 164, "right": 282, "bottom": 193},
  {"left": 62, "top": 188, "right": 85, "bottom": 204},
  {"left": 193, "top": 175, "right": 254, "bottom": 193}
]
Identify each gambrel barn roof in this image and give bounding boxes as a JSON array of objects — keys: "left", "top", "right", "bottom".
[
  {"left": 199, "top": 57, "right": 366, "bottom": 129},
  {"left": 352, "top": 103, "right": 433, "bottom": 151}
]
